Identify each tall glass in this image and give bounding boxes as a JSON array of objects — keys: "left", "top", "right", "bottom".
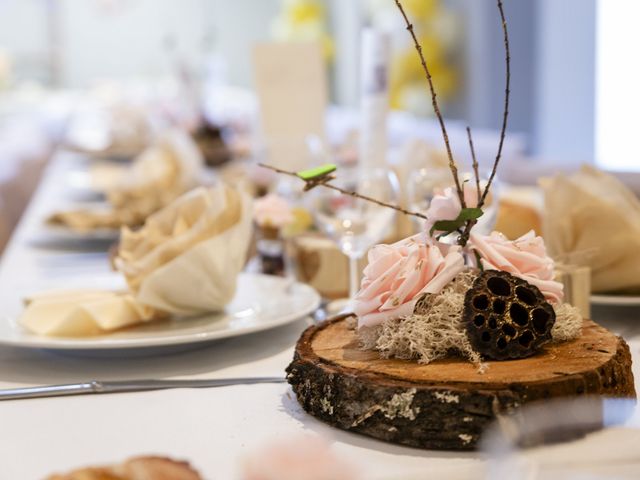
[
  {"left": 482, "top": 396, "right": 639, "bottom": 479},
  {"left": 407, "top": 167, "right": 501, "bottom": 236},
  {"left": 311, "top": 166, "right": 398, "bottom": 300}
]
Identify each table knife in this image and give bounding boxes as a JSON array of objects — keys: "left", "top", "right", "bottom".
[{"left": 0, "top": 376, "right": 286, "bottom": 401}]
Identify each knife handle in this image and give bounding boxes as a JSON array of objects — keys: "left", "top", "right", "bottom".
[
  {"left": 0, "top": 377, "right": 286, "bottom": 400},
  {"left": 0, "top": 382, "right": 99, "bottom": 401}
]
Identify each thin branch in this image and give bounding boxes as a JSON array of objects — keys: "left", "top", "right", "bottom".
[
  {"left": 258, "top": 163, "right": 428, "bottom": 220},
  {"left": 479, "top": 0, "right": 510, "bottom": 209},
  {"left": 466, "top": 126, "right": 481, "bottom": 205},
  {"left": 393, "top": 0, "right": 465, "bottom": 209},
  {"left": 457, "top": 126, "right": 482, "bottom": 247},
  {"left": 456, "top": 1, "right": 510, "bottom": 248}
]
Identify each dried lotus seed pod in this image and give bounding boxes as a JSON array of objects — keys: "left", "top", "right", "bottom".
[{"left": 463, "top": 270, "right": 555, "bottom": 360}]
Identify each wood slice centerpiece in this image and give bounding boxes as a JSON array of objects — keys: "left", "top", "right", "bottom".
[{"left": 286, "top": 315, "right": 636, "bottom": 450}]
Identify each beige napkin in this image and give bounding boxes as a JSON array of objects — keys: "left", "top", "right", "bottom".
[
  {"left": 107, "top": 129, "right": 202, "bottom": 206},
  {"left": 542, "top": 165, "right": 640, "bottom": 294},
  {"left": 65, "top": 102, "right": 152, "bottom": 158},
  {"left": 20, "top": 290, "right": 159, "bottom": 337},
  {"left": 115, "top": 185, "right": 252, "bottom": 315},
  {"left": 89, "top": 162, "right": 128, "bottom": 192},
  {"left": 22, "top": 185, "right": 252, "bottom": 336},
  {"left": 48, "top": 129, "right": 203, "bottom": 231}
]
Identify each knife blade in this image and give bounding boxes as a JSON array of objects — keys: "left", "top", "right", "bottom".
[{"left": 0, "top": 376, "right": 286, "bottom": 401}]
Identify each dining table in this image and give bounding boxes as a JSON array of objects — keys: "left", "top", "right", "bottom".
[{"left": 0, "top": 149, "right": 639, "bottom": 479}]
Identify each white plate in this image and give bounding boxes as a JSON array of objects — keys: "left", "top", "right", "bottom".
[
  {"left": 0, "top": 274, "right": 320, "bottom": 351},
  {"left": 33, "top": 202, "right": 121, "bottom": 245},
  {"left": 591, "top": 294, "right": 640, "bottom": 307},
  {"left": 34, "top": 224, "right": 121, "bottom": 243},
  {"left": 65, "top": 170, "right": 107, "bottom": 200}
]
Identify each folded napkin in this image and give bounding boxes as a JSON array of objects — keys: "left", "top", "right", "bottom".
[
  {"left": 89, "top": 162, "right": 128, "bottom": 192},
  {"left": 22, "top": 185, "right": 252, "bottom": 336},
  {"left": 66, "top": 101, "right": 152, "bottom": 158},
  {"left": 48, "top": 129, "right": 203, "bottom": 231},
  {"left": 107, "top": 129, "right": 202, "bottom": 208},
  {"left": 20, "top": 290, "right": 159, "bottom": 337},
  {"left": 114, "top": 185, "right": 252, "bottom": 315},
  {"left": 541, "top": 165, "right": 640, "bottom": 294},
  {"left": 47, "top": 206, "right": 136, "bottom": 232}
]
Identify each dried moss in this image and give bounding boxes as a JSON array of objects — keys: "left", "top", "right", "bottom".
[
  {"left": 551, "top": 302, "right": 582, "bottom": 342},
  {"left": 358, "top": 271, "right": 482, "bottom": 366}
]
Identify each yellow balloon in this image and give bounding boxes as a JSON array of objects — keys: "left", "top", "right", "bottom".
[
  {"left": 287, "top": 0, "right": 324, "bottom": 24},
  {"left": 404, "top": 0, "right": 440, "bottom": 20}
]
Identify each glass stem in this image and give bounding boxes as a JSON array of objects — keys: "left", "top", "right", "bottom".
[{"left": 348, "top": 254, "right": 361, "bottom": 300}]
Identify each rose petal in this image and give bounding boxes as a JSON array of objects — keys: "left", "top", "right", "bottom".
[
  {"left": 354, "top": 237, "right": 465, "bottom": 328},
  {"left": 356, "top": 257, "right": 404, "bottom": 300},
  {"left": 472, "top": 230, "right": 564, "bottom": 303},
  {"left": 419, "top": 249, "right": 465, "bottom": 295},
  {"left": 358, "top": 300, "right": 417, "bottom": 328}
]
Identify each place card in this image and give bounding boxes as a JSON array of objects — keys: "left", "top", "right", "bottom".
[{"left": 253, "top": 42, "right": 327, "bottom": 171}]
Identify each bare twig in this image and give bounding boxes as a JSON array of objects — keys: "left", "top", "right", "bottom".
[
  {"left": 258, "top": 0, "right": 510, "bottom": 249},
  {"left": 393, "top": 0, "right": 465, "bottom": 209},
  {"left": 454, "top": 0, "right": 510, "bottom": 248},
  {"left": 479, "top": 0, "right": 510, "bottom": 209},
  {"left": 258, "top": 163, "right": 428, "bottom": 220},
  {"left": 466, "top": 126, "right": 481, "bottom": 205},
  {"left": 457, "top": 126, "right": 482, "bottom": 247}
]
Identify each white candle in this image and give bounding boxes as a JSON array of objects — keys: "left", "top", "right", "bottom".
[{"left": 359, "top": 29, "right": 390, "bottom": 171}]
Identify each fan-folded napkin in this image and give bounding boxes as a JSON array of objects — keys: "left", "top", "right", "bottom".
[
  {"left": 20, "top": 290, "right": 159, "bottom": 337},
  {"left": 541, "top": 166, "right": 640, "bottom": 294},
  {"left": 22, "top": 185, "right": 252, "bottom": 336},
  {"left": 48, "top": 129, "right": 202, "bottom": 231},
  {"left": 114, "top": 185, "right": 252, "bottom": 315}
]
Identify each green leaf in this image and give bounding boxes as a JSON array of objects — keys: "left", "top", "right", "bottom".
[
  {"left": 459, "top": 207, "right": 483, "bottom": 221},
  {"left": 429, "top": 207, "right": 484, "bottom": 236},
  {"left": 297, "top": 164, "right": 337, "bottom": 181}
]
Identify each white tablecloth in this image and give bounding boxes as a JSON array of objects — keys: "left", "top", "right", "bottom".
[{"left": 0, "top": 152, "right": 638, "bottom": 479}]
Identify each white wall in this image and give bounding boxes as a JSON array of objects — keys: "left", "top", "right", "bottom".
[
  {"left": 464, "top": 0, "right": 597, "bottom": 162},
  {"left": 60, "top": 0, "right": 208, "bottom": 86},
  {"left": 0, "top": 0, "right": 49, "bottom": 83},
  {"left": 205, "top": 0, "right": 280, "bottom": 88},
  {"left": 0, "top": 0, "right": 280, "bottom": 88},
  {"left": 534, "top": 0, "right": 596, "bottom": 162},
  {"left": 61, "top": 0, "right": 280, "bottom": 88},
  {"left": 595, "top": 0, "right": 640, "bottom": 171}
]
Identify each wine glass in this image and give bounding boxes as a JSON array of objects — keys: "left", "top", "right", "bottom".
[
  {"left": 407, "top": 167, "right": 501, "bottom": 236},
  {"left": 481, "top": 396, "right": 639, "bottom": 479},
  {"left": 310, "top": 165, "right": 398, "bottom": 302}
]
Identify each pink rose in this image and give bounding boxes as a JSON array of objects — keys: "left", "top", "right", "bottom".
[
  {"left": 469, "top": 230, "right": 563, "bottom": 303},
  {"left": 353, "top": 234, "right": 465, "bottom": 328},
  {"left": 253, "top": 194, "right": 293, "bottom": 228},
  {"left": 242, "top": 436, "right": 360, "bottom": 480},
  {"left": 425, "top": 184, "right": 479, "bottom": 236}
]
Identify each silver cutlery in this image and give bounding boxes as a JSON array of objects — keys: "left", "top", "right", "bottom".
[{"left": 0, "top": 376, "right": 286, "bottom": 401}]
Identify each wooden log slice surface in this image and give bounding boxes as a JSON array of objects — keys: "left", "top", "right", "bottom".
[{"left": 286, "top": 315, "right": 636, "bottom": 450}]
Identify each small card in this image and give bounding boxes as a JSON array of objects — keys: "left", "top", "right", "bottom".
[{"left": 253, "top": 42, "right": 327, "bottom": 171}]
